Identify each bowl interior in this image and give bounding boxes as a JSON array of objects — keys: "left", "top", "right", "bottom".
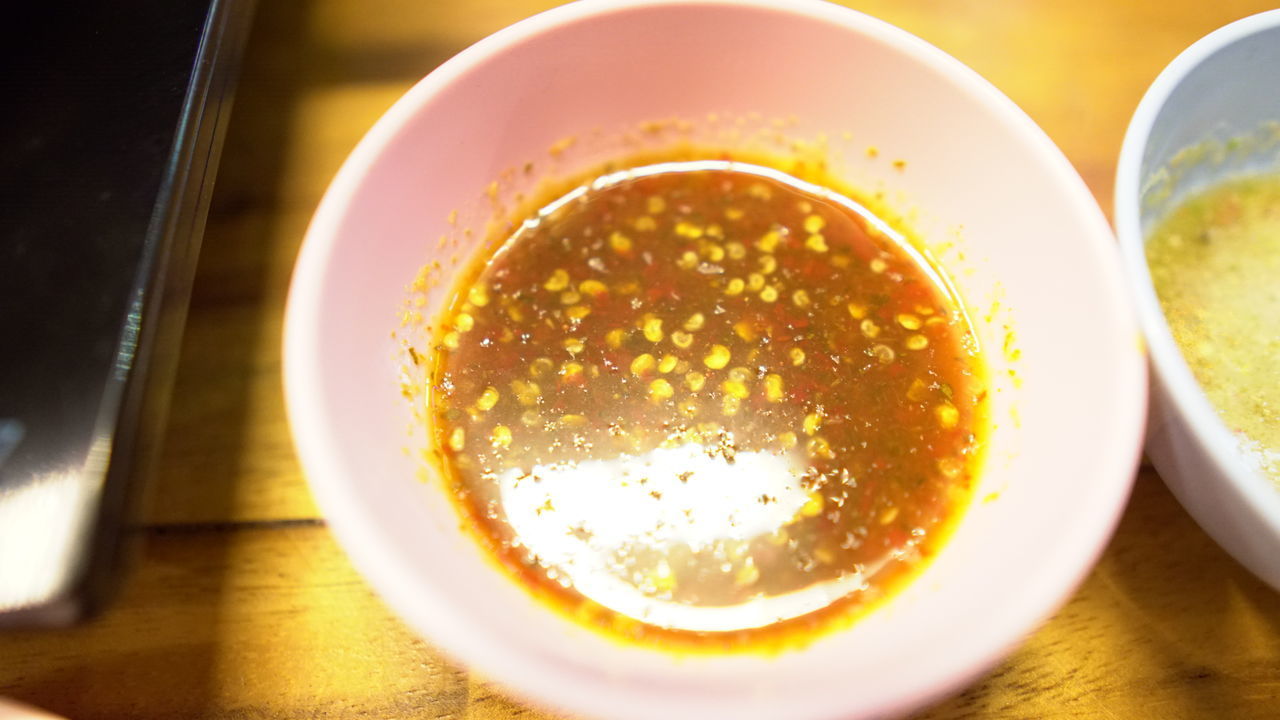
[
  {"left": 1137, "top": 21, "right": 1280, "bottom": 233},
  {"left": 285, "top": 2, "right": 1145, "bottom": 719}
]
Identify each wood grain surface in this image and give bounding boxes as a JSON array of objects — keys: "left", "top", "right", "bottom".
[{"left": 3, "top": 1, "right": 1279, "bottom": 718}]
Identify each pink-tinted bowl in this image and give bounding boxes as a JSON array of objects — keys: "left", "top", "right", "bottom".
[{"left": 284, "top": 2, "right": 1146, "bottom": 718}]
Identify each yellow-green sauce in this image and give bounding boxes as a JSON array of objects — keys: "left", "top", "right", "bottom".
[{"left": 1146, "top": 174, "right": 1280, "bottom": 488}]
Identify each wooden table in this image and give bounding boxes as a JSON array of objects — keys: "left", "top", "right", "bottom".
[{"left": 4, "top": 1, "right": 1279, "bottom": 717}]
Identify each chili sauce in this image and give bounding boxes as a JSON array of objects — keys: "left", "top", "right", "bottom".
[{"left": 427, "top": 160, "right": 987, "bottom": 649}]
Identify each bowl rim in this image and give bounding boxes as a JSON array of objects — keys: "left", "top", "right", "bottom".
[
  {"left": 1114, "top": 10, "right": 1280, "bottom": 531},
  {"left": 285, "top": 1, "right": 1147, "bottom": 718}
]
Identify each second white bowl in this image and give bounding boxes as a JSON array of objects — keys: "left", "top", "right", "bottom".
[{"left": 1116, "top": 9, "right": 1280, "bottom": 592}]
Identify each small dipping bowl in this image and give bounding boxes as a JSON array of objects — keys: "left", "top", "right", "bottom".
[
  {"left": 1116, "top": 9, "right": 1280, "bottom": 591},
  {"left": 286, "top": 1, "right": 1147, "bottom": 718}
]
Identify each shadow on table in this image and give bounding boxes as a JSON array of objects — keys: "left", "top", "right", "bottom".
[
  {"left": 0, "top": 529, "right": 248, "bottom": 719},
  {"left": 1090, "top": 473, "right": 1280, "bottom": 715},
  {"left": 922, "top": 472, "right": 1280, "bottom": 719}
]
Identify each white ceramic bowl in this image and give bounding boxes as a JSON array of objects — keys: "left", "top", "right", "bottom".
[
  {"left": 285, "top": 1, "right": 1146, "bottom": 718},
  {"left": 1115, "top": 10, "right": 1280, "bottom": 592}
]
